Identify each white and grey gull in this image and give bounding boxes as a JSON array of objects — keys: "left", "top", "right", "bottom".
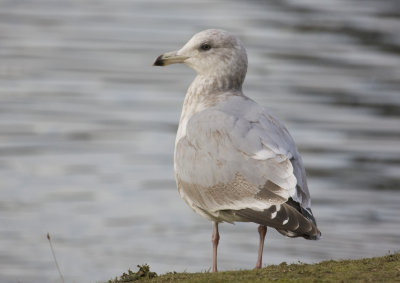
[{"left": 153, "top": 29, "right": 321, "bottom": 272}]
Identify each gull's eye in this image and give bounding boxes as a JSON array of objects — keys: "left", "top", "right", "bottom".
[{"left": 200, "top": 43, "right": 212, "bottom": 51}]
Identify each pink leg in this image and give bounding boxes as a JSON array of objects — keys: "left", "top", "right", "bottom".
[
  {"left": 211, "top": 221, "right": 220, "bottom": 272},
  {"left": 255, "top": 225, "right": 267, "bottom": 269}
]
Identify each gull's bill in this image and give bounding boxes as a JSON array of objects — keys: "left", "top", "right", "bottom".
[{"left": 153, "top": 51, "right": 188, "bottom": 66}]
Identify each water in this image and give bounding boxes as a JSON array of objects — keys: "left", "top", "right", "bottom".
[{"left": 0, "top": 0, "right": 399, "bottom": 282}]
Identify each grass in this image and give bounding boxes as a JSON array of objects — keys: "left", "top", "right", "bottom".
[{"left": 108, "top": 253, "right": 400, "bottom": 282}]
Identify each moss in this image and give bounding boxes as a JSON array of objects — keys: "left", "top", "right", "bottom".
[
  {"left": 108, "top": 264, "right": 157, "bottom": 282},
  {"left": 108, "top": 253, "right": 400, "bottom": 283}
]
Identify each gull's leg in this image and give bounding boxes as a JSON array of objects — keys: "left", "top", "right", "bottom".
[
  {"left": 211, "top": 221, "right": 220, "bottom": 272},
  {"left": 255, "top": 225, "right": 267, "bottom": 269}
]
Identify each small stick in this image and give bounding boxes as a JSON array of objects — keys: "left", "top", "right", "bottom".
[{"left": 47, "top": 233, "right": 65, "bottom": 283}]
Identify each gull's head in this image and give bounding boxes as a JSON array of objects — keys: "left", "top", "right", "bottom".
[{"left": 154, "top": 29, "right": 248, "bottom": 88}]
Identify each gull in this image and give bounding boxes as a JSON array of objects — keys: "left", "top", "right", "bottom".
[{"left": 153, "top": 29, "right": 321, "bottom": 272}]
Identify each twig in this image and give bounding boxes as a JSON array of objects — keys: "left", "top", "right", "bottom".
[{"left": 47, "top": 233, "right": 65, "bottom": 283}]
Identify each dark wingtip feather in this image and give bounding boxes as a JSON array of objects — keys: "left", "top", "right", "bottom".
[
  {"left": 153, "top": 55, "right": 165, "bottom": 66},
  {"left": 233, "top": 201, "right": 321, "bottom": 240}
]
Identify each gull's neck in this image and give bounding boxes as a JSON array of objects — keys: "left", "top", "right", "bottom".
[
  {"left": 175, "top": 75, "right": 243, "bottom": 146},
  {"left": 188, "top": 74, "right": 243, "bottom": 96},
  {"left": 183, "top": 75, "right": 243, "bottom": 116}
]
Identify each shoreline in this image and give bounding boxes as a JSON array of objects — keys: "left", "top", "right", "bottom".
[{"left": 108, "top": 253, "right": 400, "bottom": 282}]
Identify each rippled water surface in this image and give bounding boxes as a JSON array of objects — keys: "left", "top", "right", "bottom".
[{"left": 1, "top": 0, "right": 400, "bottom": 282}]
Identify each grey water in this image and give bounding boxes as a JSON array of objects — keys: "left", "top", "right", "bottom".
[{"left": 0, "top": 0, "right": 399, "bottom": 282}]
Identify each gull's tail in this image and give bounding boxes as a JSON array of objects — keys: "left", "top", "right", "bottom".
[{"left": 233, "top": 198, "right": 321, "bottom": 240}]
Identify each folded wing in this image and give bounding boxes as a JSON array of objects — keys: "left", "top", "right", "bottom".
[{"left": 175, "top": 96, "right": 320, "bottom": 239}]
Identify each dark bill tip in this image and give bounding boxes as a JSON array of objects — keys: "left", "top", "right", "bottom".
[{"left": 153, "top": 55, "right": 165, "bottom": 66}]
